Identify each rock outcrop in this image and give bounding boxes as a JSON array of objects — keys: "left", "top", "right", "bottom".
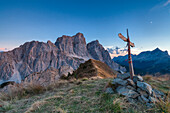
[
  {"left": 105, "top": 74, "right": 165, "bottom": 108},
  {"left": 0, "top": 33, "right": 126, "bottom": 85}
]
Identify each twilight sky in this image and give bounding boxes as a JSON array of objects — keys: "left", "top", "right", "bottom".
[{"left": 0, "top": 0, "right": 170, "bottom": 53}]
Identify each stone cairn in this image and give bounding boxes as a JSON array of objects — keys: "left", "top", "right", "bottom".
[{"left": 105, "top": 73, "right": 165, "bottom": 108}]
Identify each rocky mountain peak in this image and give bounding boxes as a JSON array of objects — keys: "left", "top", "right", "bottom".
[
  {"left": 88, "top": 40, "right": 100, "bottom": 45},
  {"left": 47, "top": 40, "right": 53, "bottom": 45},
  {"left": 152, "top": 47, "right": 169, "bottom": 56},
  {"left": 87, "top": 40, "right": 125, "bottom": 72},
  {"left": 0, "top": 33, "right": 126, "bottom": 85},
  {"left": 153, "top": 47, "right": 161, "bottom": 52},
  {"left": 55, "top": 32, "right": 89, "bottom": 57},
  {"left": 74, "top": 32, "right": 84, "bottom": 38}
]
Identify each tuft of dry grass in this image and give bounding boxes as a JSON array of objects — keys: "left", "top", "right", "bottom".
[
  {"left": 24, "top": 83, "right": 45, "bottom": 95},
  {"left": 0, "top": 83, "right": 46, "bottom": 101},
  {"left": 143, "top": 75, "right": 153, "bottom": 81},
  {"left": 153, "top": 91, "right": 170, "bottom": 113},
  {"left": 25, "top": 100, "right": 48, "bottom": 113}
]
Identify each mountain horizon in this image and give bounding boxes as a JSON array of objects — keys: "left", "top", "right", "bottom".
[
  {"left": 106, "top": 46, "right": 169, "bottom": 59},
  {"left": 113, "top": 47, "right": 170, "bottom": 75}
]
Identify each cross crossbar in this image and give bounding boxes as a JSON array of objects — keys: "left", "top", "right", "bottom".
[{"left": 118, "top": 33, "right": 135, "bottom": 47}]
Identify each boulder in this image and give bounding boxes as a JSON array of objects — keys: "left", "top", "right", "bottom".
[
  {"left": 137, "top": 88, "right": 148, "bottom": 98},
  {"left": 133, "top": 76, "right": 143, "bottom": 83},
  {"left": 110, "top": 73, "right": 165, "bottom": 107},
  {"left": 116, "top": 86, "right": 139, "bottom": 98},
  {"left": 137, "top": 81, "right": 152, "bottom": 95},
  {"left": 105, "top": 87, "right": 114, "bottom": 94},
  {"left": 117, "top": 73, "right": 130, "bottom": 80},
  {"left": 126, "top": 85, "right": 136, "bottom": 91},
  {"left": 112, "top": 78, "right": 127, "bottom": 86}
]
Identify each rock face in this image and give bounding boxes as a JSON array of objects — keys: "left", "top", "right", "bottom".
[
  {"left": 106, "top": 74, "right": 165, "bottom": 107},
  {"left": 55, "top": 33, "right": 90, "bottom": 58},
  {"left": 23, "top": 67, "right": 73, "bottom": 86},
  {"left": 87, "top": 40, "right": 125, "bottom": 71},
  {"left": 70, "top": 59, "right": 117, "bottom": 79},
  {"left": 0, "top": 33, "right": 126, "bottom": 84},
  {"left": 24, "top": 67, "right": 60, "bottom": 86}
]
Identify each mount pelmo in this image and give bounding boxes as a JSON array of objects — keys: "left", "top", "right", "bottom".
[{"left": 0, "top": 33, "right": 125, "bottom": 84}]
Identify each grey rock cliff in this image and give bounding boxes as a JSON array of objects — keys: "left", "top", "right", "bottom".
[
  {"left": 0, "top": 33, "right": 125, "bottom": 84},
  {"left": 87, "top": 40, "right": 126, "bottom": 71}
]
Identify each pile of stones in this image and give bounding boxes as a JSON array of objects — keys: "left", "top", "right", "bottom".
[{"left": 105, "top": 73, "right": 165, "bottom": 108}]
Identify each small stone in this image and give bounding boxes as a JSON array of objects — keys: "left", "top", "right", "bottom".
[
  {"left": 127, "top": 98, "right": 138, "bottom": 103},
  {"left": 149, "top": 96, "right": 158, "bottom": 103},
  {"left": 138, "top": 96, "right": 145, "bottom": 103},
  {"left": 105, "top": 87, "right": 114, "bottom": 94},
  {"left": 112, "top": 78, "right": 127, "bottom": 86},
  {"left": 127, "top": 78, "right": 136, "bottom": 87},
  {"left": 117, "top": 73, "right": 130, "bottom": 80},
  {"left": 137, "top": 81, "right": 152, "bottom": 95},
  {"left": 133, "top": 76, "right": 143, "bottom": 83}
]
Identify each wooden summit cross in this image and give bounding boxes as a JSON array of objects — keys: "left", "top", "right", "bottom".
[{"left": 118, "top": 29, "right": 135, "bottom": 79}]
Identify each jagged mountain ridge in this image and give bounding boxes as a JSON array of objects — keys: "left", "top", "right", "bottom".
[
  {"left": 113, "top": 48, "right": 170, "bottom": 75},
  {"left": 0, "top": 33, "right": 126, "bottom": 84}
]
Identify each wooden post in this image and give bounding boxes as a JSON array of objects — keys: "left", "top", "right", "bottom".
[
  {"left": 118, "top": 29, "right": 135, "bottom": 79},
  {"left": 127, "top": 29, "right": 135, "bottom": 79}
]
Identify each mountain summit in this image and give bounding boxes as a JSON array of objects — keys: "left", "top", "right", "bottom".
[{"left": 0, "top": 33, "right": 126, "bottom": 85}]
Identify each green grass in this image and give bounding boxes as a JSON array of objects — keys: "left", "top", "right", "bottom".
[
  {"left": 0, "top": 77, "right": 169, "bottom": 113},
  {"left": 0, "top": 104, "right": 13, "bottom": 112}
]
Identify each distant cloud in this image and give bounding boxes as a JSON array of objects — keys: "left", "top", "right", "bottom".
[
  {"left": 164, "top": 0, "right": 170, "bottom": 6},
  {"left": 0, "top": 48, "right": 8, "bottom": 52},
  {"left": 150, "top": 0, "right": 170, "bottom": 11},
  {"left": 104, "top": 46, "right": 142, "bottom": 58}
]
